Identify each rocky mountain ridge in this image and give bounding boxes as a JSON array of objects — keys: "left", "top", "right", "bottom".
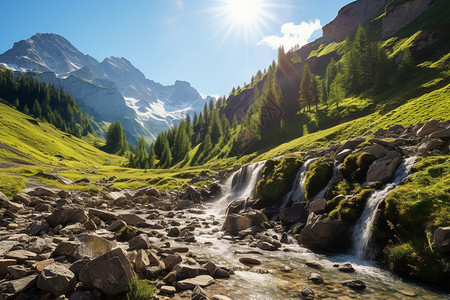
[{"left": 0, "top": 33, "right": 212, "bottom": 142}]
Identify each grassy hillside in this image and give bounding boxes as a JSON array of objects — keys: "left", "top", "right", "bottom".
[{"left": 0, "top": 102, "right": 215, "bottom": 196}]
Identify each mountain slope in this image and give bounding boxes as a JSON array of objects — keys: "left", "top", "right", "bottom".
[{"left": 0, "top": 33, "right": 212, "bottom": 143}]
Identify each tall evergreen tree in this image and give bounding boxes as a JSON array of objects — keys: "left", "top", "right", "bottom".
[
  {"left": 299, "top": 64, "right": 313, "bottom": 111},
  {"left": 104, "top": 121, "right": 128, "bottom": 155}
]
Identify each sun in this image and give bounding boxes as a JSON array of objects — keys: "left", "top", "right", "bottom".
[{"left": 226, "top": 0, "right": 263, "bottom": 25}]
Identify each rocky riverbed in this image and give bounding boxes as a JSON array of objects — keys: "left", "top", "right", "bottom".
[{"left": 0, "top": 181, "right": 448, "bottom": 300}]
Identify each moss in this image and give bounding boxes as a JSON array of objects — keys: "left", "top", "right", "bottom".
[
  {"left": 124, "top": 277, "right": 155, "bottom": 300},
  {"left": 116, "top": 225, "right": 138, "bottom": 242},
  {"left": 255, "top": 157, "right": 302, "bottom": 208},
  {"left": 342, "top": 152, "right": 376, "bottom": 182},
  {"left": 326, "top": 189, "right": 373, "bottom": 223},
  {"left": 0, "top": 173, "right": 27, "bottom": 197},
  {"left": 304, "top": 160, "right": 333, "bottom": 200}
]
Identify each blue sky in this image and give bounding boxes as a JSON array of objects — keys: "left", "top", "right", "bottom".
[{"left": 0, "top": 0, "right": 352, "bottom": 97}]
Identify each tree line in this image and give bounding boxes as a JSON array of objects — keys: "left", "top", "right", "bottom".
[{"left": 0, "top": 68, "right": 94, "bottom": 138}]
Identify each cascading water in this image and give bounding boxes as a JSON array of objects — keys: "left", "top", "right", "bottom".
[
  {"left": 278, "top": 158, "right": 317, "bottom": 210},
  {"left": 311, "top": 161, "right": 341, "bottom": 202},
  {"left": 352, "top": 156, "right": 417, "bottom": 259},
  {"left": 213, "top": 161, "right": 265, "bottom": 215}
]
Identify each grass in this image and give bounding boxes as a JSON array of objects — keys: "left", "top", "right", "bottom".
[
  {"left": 0, "top": 173, "right": 27, "bottom": 198},
  {"left": 123, "top": 277, "right": 155, "bottom": 300},
  {"left": 377, "top": 156, "right": 450, "bottom": 285}
]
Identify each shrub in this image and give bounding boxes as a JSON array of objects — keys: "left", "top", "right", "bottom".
[{"left": 124, "top": 277, "right": 155, "bottom": 300}]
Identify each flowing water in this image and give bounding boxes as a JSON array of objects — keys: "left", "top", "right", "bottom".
[
  {"left": 311, "top": 161, "right": 341, "bottom": 202},
  {"left": 278, "top": 158, "right": 317, "bottom": 211},
  {"left": 352, "top": 157, "right": 417, "bottom": 259}
]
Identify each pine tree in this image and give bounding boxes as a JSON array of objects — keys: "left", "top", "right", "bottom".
[
  {"left": 209, "top": 110, "right": 223, "bottom": 144},
  {"left": 32, "top": 99, "right": 42, "bottom": 118},
  {"left": 160, "top": 138, "right": 173, "bottom": 168},
  {"left": 104, "top": 121, "right": 128, "bottom": 155},
  {"left": 394, "top": 48, "right": 415, "bottom": 84},
  {"left": 173, "top": 121, "right": 190, "bottom": 162},
  {"left": 148, "top": 144, "right": 156, "bottom": 169},
  {"left": 23, "top": 105, "right": 29, "bottom": 115},
  {"left": 232, "top": 115, "right": 239, "bottom": 129},
  {"left": 299, "top": 64, "right": 313, "bottom": 111}
]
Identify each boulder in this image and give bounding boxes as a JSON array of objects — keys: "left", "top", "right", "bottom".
[
  {"left": 0, "top": 191, "right": 9, "bottom": 203},
  {"left": 31, "top": 187, "right": 58, "bottom": 198},
  {"left": 160, "top": 285, "right": 177, "bottom": 295},
  {"left": 280, "top": 202, "right": 307, "bottom": 225},
  {"left": 135, "top": 249, "right": 150, "bottom": 273},
  {"left": 128, "top": 234, "right": 150, "bottom": 250},
  {"left": 433, "top": 226, "right": 450, "bottom": 253},
  {"left": 364, "top": 144, "right": 388, "bottom": 159},
  {"left": 420, "top": 139, "right": 445, "bottom": 152},
  {"left": 35, "top": 259, "right": 55, "bottom": 272},
  {"left": 68, "top": 290, "right": 94, "bottom": 300},
  {"left": 88, "top": 208, "right": 117, "bottom": 223},
  {"left": 238, "top": 257, "right": 261, "bottom": 265},
  {"left": 366, "top": 152, "right": 402, "bottom": 183},
  {"left": 0, "top": 241, "right": 19, "bottom": 256},
  {"left": 337, "top": 138, "right": 365, "bottom": 153},
  {"left": 308, "top": 198, "right": 327, "bottom": 214},
  {"left": 118, "top": 213, "right": 146, "bottom": 226},
  {"left": 308, "top": 272, "right": 324, "bottom": 284},
  {"left": 54, "top": 241, "right": 81, "bottom": 258},
  {"left": 0, "top": 275, "right": 37, "bottom": 295},
  {"left": 168, "top": 227, "right": 181, "bottom": 237},
  {"left": 12, "top": 193, "right": 31, "bottom": 205},
  {"left": 8, "top": 265, "right": 29, "bottom": 279},
  {"left": 162, "top": 254, "right": 182, "bottom": 271},
  {"left": 5, "top": 250, "right": 37, "bottom": 263},
  {"left": 46, "top": 204, "right": 88, "bottom": 228},
  {"left": 177, "top": 275, "right": 215, "bottom": 290},
  {"left": 175, "top": 264, "right": 199, "bottom": 280},
  {"left": 107, "top": 219, "right": 127, "bottom": 232},
  {"left": 79, "top": 248, "right": 133, "bottom": 297},
  {"left": 37, "top": 263, "right": 76, "bottom": 296},
  {"left": 180, "top": 186, "right": 202, "bottom": 202},
  {"left": 0, "top": 259, "right": 17, "bottom": 275},
  {"left": 298, "top": 213, "right": 350, "bottom": 252},
  {"left": 341, "top": 279, "right": 366, "bottom": 290},
  {"left": 28, "top": 222, "right": 47, "bottom": 236},
  {"left": 75, "top": 234, "right": 116, "bottom": 259},
  {"left": 222, "top": 209, "right": 269, "bottom": 236},
  {"left": 336, "top": 149, "right": 353, "bottom": 162},
  {"left": 429, "top": 128, "right": 450, "bottom": 139},
  {"left": 2, "top": 199, "right": 23, "bottom": 211},
  {"left": 417, "top": 119, "right": 442, "bottom": 137},
  {"left": 225, "top": 198, "right": 248, "bottom": 215}
]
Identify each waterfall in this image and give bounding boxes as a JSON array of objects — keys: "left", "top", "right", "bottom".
[
  {"left": 279, "top": 158, "right": 317, "bottom": 210},
  {"left": 352, "top": 156, "right": 417, "bottom": 259},
  {"left": 311, "top": 162, "right": 341, "bottom": 202},
  {"left": 213, "top": 161, "right": 265, "bottom": 215}
]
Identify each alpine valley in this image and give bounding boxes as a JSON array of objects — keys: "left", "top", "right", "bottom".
[
  {"left": 0, "top": 0, "right": 449, "bottom": 299},
  {"left": 0, "top": 33, "right": 214, "bottom": 144}
]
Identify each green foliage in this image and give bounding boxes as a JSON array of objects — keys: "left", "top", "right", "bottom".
[
  {"left": 128, "top": 137, "right": 148, "bottom": 168},
  {"left": 124, "top": 277, "right": 155, "bottom": 300},
  {"left": 255, "top": 157, "right": 302, "bottom": 207},
  {"left": 104, "top": 121, "right": 128, "bottom": 155},
  {"left": 304, "top": 160, "right": 333, "bottom": 200},
  {"left": 327, "top": 188, "right": 373, "bottom": 222}
]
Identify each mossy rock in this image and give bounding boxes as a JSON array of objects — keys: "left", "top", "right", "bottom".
[
  {"left": 115, "top": 225, "right": 138, "bottom": 242},
  {"left": 326, "top": 189, "right": 373, "bottom": 223},
  {"left": 255, "top": 157, "right": 302, "bottom": 208},
  {"left": 342, "top": 152, "right": 376, "bottom": 182},
  {"left": 304, "top": 160, "right": 333, "bottom": 200}
]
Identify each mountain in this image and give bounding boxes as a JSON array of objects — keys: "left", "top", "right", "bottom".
[{"left": 0, "top": 33, "right": 212, "bottom": 143}]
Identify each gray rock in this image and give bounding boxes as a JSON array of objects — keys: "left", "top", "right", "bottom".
[
  {"left": 88, "top": 208, "right": 117, "bottom": 223},
  {"left": 341, "top": 279, "right": 366, "bottom": 290},
  {"left": 68, "top": 290, "right": 94, "bottom": 300},
  {"left": 37, "top": 263, "right": 76, "bottom": 296},
  {"left": 337, "top": 138, "right": 365, "bottom": 153},
  {"left": 280, "top": 202, "right": 308, "bottom": 225},
  {"left": 0, "top": 274, "right": 37, "bottom": 295},
  {"left": 54, "top": 241, "right": 81, "bottom": 258},
  {"left": 308, "top": 198, "right": 327, "bottom": 214},
  {"left": 160, "top": 285, "right": 177, "bottom": 295},
  {"left": 5, "top": 250, "right": 37, "bottom": 263},
  {"left": 365, "top": 144, "right": 388, "bottom": 159},
  {"left": 239, "top": 257, "right": 261, "bottom": 265},
  {"left": 308, "top": 272, "right": 323, "bottom": 284},
  {"left": 12, "top": 193, "right": 31, "bottom": 205},
  {"left": 28, "top": 222, "right": 47, "bottom": 236},
  {"left": 429, "top": 128, "right": 450, "bottom": 139},
  {"left": 168, "top": 227, "right": 181, "bottom": 237},
  {"left": 79, "top": 248, "right": 133, "bottom": 297},
  {"left": 366, "top": 152, "right": 402, "bottom": 183},
  {"left": 177, "top": 275, "right": 215, "bottom": 291},
  {"left": 46, "top": 204, "right": 88, "bottom": 227},
  {"left": 222, "top": 209, "right": 269, "bottom": 236},
  {"left": 175, "top": 264, "right": 199, "bottom": 280},
  {"left": 107, "top": 219, "right": 127, "bottom": 232},
  {"left": 417, "top": 119, "right": 442, "bottom": 137},
  {"left": 75, "top": 234, "right": 116, "bottom": 259},
  {"left": 135, "top": 249, "right": 150, "bottom": 273},
  {"left": 433, "top": 226, "right": 450, "bottom": 253},
  {"left": 31, "top": 187, "right": 58, "bottom": 198},
  {"left": 298, "top": 213, "right": 350, "bottom": 252},
  {"left": 128, "top": 234, "right": 150, "bottom": 250},
  {"left": 118, "top": 213, "right": 146, "bottom": 226},
  {"left": 338, "top": 263, "right": 355, "bottom": 273},
  {"left": 0, "top": 259, "right": 17, "bottom": 276},
  {"left": 162, "top": 254, "right": 182, "bottom": 271},
  {"left": 298, "top": 287, "right": 315, "bottom": 300}
]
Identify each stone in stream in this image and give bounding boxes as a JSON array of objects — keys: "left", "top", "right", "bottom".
[
  {"left": 175, "top": 264, "right": 199, "bottom": 280},
  {"left": 308, "top": 272, "right": 324, "bottom": 284},
  {"left": 338, "top": 263, "right": 355, "bottom": 273},
  {"left": 192, "top": 285, "right": 208, "bottom": 300},
  {"left": 107, "top": 219, "right": 127, "bottom": 232},
  {"left": 36, "top": 263, "right": 76, "bottom": 296},
  {"left": 298, "top": 287, "right": 315, "bottom": 300},
  {"left": 304, "top": 260, "right": 323, "bottom": 270},
  {"left": 222, "top": 209, "right": 269, "bottom": 236},
  {"left": 168, "top": 227, "right": 181, "bottom": 237},
  {"left": 341, "top": 279, "right": 366, "bottom": 290},
  {"left": 160, "top": 285, "right": 177, "bottom": 295},
  {"left": 239, "top": 257, "right": 261, "bottom": 266},
  {"left": 365, "top": 151, "right": 402, "bottom": 184},
  {"left": 128, "top": 234, "right": 150, "bottom": 250},
  {"left": 118, "top": 213, "right": 146, "bottom": 226},
  {"left": 212, "top": 296, "right": 233, "bottom": 300},
  {"left": 177, "top": 275, "right": 215, "bottom": 290},
  {"left": 88, "top": 208, "right": 117, "bottom": 223}
]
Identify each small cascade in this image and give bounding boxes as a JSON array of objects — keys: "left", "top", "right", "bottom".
[
  {"left": 213, "top": 161, "right": 265, "bottom": 215},
  {"left": 352, "top": 156, "right": 417, "bottom": 259},
  {"left": 279, "top": 158, "right": 317, "bottom": 210},
  {"left": 311, "top": 162, "right": 341, "bottom": 202}
]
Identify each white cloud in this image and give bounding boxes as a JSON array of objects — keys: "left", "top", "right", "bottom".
[{"left": 258, "top": 19, "right": 322, "bottom": 50}]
